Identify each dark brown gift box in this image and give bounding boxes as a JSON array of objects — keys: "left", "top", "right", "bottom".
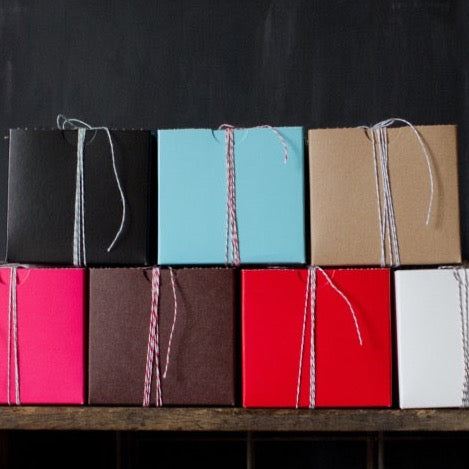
[{"left": 88, "top": 267, "right": 237, "bottom": 406}]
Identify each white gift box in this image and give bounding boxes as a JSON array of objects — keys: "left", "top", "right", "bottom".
[{"left": 395, "top": 268, "right": 469, "bottom": 408}]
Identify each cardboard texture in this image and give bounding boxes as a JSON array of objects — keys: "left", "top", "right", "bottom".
[
  {"left": 309, "top": 124, "right": 461, "bottom": 266},
  {"left": 242, "top": 268, "right": 391, "bottom": 408},
  {"left": 89, "top": 268, "right": 236, "bottom": 406},
  {"left": 6, "top": 129, "right": 155, "bottom": 265},
  {"left": 0, "top": 268, "right": 85, "bottom": 404},
  {"left": 157, "top": 127, "right": 305, "bottom": 265},
  {"left": 395, "top": 269, "right": 469, "bottom": 408}
]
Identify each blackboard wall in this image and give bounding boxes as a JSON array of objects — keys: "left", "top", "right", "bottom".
[{"left": 0, "top": 0, "right": 467, "bottom": 254}]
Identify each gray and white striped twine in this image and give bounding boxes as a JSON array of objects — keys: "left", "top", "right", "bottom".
[
  {"left": 57, "top": 115, "right": 127, "bottom": 267},
  {"left": 363, "top": 118, "right": 434, "bottom": 267}
]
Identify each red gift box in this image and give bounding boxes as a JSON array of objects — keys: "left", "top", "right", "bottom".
[
  {"left": 242, "top": 268, "right": 391, "bottom": 408},
  {"left": 0, "top": 268, "right": 85, "bottom": 405}
]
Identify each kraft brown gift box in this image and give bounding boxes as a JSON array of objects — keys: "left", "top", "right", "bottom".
[
  {"left": 88, "top": 268, "right": 236, "bottom": 406},
  {"left": 308, "top": 124, "right": 461, "bottom": 266}
]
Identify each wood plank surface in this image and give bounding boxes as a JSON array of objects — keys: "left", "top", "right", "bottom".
[{"left": 0, "top": 408, "right": 468, "bottom": 432}]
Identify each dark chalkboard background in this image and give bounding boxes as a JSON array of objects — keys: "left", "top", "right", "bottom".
[
  {"left": 0, "top": 0, "right": 463, "bottom": 128},
  {"left": 1, "top": 0, "right": 468, "bottom": 259}
]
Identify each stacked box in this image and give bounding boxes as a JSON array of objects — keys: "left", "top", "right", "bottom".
[
  {"left": 395, "top": 268, "right": 469, "bottom": 408},
  {"left": 242, "top": 268, "right": 391, "bottom": 408},
  {"left": 0, "top": 268, "right": 85, "bottom": 404},
  {"left": 6, "top": 129, "right": 155, "bottom": 265},
  {"left": 308, "top": 124, "right": 460, "bottom": 266},
  {"left": 88, "top": 267, "right": 236, "bottom": 406},
  {"left": 157, "top": 127, "right": 305, "bottom": 265}
]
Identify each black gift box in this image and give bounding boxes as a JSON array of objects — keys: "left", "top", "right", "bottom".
[
  {"left": 6, "top": 129, "right": 156, "bottom": 265},
  {"left": 0, "top": 131, "right": 8, "bottom": 263}
]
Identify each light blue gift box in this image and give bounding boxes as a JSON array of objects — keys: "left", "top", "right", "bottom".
[{"left": 157, "top": 126, "right": 305, "bottom": 265}]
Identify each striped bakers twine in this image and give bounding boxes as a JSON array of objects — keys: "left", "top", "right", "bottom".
[
  {"left": 162, "top": 268, "right": 178, "bottom": 379},
  {"left": 218, "top": 124, "right": 289, "bottom": 266},
  {"left": 222, "top": 126, "right": 240, "bottom": 267},
  {"left": 361, "top": 118, "right": 434, "bottom": 267},
  {"left": 7, "top": 266, "right": 20, "bottom": 406},
  {"left": 452, "top": 268, "right": 469, "bottom": 407},
  {"left": 57, "top": 114, "right": 127, "bottom": 266},
  {"left": 143, "top": 267, "right": 179, "bottom": 407},
  {"left": 143, "top": 267, "right": 162, "bottom": 407},
  {"left": 295, "top": 267, "right": 363, "bottom": 409},
  {"left": 74, "top": 128, "right": 86, "bottom": 266},
  {"left": 295, "top": 267, "right": 315, "bottom": 409}
]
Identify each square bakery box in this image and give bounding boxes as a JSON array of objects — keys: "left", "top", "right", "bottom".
[
  {"left": 0, "top": 267, "right": 85, "bottom": 404},
  {"left": 6, "top": 129, "right": 155, "bottom": 265},
  {"left": 88, "top": 267, "right": 236, "bottom": 406},
  {"left": 157, "top": 126, "right": 305, "bottom": 265},
  {"left": 395, "top": 268, "right": 469, "bottom": 408},
  {"left": 308, "top": 124, "right": 461, "bottom": 266},
  {"left": 242, "top": 268, "right": 391, "bottom": 408}
]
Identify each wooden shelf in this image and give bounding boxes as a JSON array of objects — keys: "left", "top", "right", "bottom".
[{"left": 0, "top": 408, "right": 468, "bottom": 432}]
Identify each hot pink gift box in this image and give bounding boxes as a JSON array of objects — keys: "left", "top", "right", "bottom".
[{"left": 0, "top": 268, "right": 85, "bottom": 405}]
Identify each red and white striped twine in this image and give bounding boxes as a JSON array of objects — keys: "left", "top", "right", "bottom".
[
  {"left": 162, "top": 268, "right": 178, "bottom": 379},
  {"left": 295, "top": 267, "right": 315, "bottom": 409},
  {"left": 221, "top": 126, "right": 240, "bottom": 266},
  {"left": 143, "top": 267, "right": 179, "bottom": 407},
  {"left": 218, "top": 124, "right": 289, "bottom": 266},
  {"left": 296, "top": 267, "right": 363, "bottom": 409},
  {"left": 7, "top": 267, "right": 20, "bottom": 406},
  {"left": 143, "top": 267, "right": 162, "bottom": 407}
]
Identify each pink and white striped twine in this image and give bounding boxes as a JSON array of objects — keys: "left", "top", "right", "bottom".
[
  {"left": 295, "top": 267, "right": 363, "bottom": 409},
  {"left": 218, "top": 125, "right": 289, "bottom": 266},
  {"left": 7, "top": 267, "right": 20, "bottom": 406},
  {"left": 143, "top": 267, "right": 178, "bottom": 407}
]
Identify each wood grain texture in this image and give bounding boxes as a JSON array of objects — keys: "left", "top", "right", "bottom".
[{"left": 0, "top": 408, "right": 469, "bottom": 432}]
